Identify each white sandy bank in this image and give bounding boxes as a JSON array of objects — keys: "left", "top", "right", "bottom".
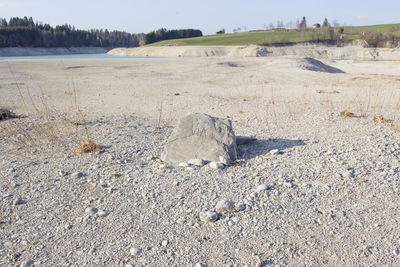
[
  {"left": 108, "top": 45, "right": 400, "bottom": 60},
  {"left": 0, "top": 47, "right": 109, "bottom": 57}
]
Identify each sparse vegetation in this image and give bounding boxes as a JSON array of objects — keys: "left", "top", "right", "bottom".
[
  {"left": 340, "top": 110, "right": 356, "bottom": 118},
  {"left": 149, "top": 23, "right": 400, "bottom": 47},
  {"left": 76, "top": 139, "right": 102, "bottom": 154},
  {"left": 373, "top": 114, "right": 387, "bottom": 123}
]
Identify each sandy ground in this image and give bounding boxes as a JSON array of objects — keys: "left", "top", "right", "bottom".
[
  {"left": 1, "top": 55, "right": 400, "bottom": 122},
  {"left": 109, "top": 45, "right": 400, "bottom": 61},
  {"left": 1, "top": 51, "right": 400, "bottom": 266}
]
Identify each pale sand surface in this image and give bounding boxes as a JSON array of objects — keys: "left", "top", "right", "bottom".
[
  {"left": 1, "top": 53, "right": 400, "bottom": 266},
  {"left": 1, "top": 56, "right": 400, "bottom": 122},
  {"left": 109, "top": 45, "right": 400, "bottom": 61}
]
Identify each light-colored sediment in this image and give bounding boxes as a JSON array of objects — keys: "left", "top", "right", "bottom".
[
  {"left": 108, "top": 44, "right": 400, "bottom": 60},
  {"left": 0, "top": 47, "right": 109, "bottom": 57},
  {"left": 1, "top": 54, "right": 400, "bottom": 266}
]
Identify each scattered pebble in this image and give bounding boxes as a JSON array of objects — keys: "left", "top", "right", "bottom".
[
  {"left": 161, "top": 240, "right": 169, "bottom": 246},
  {"left": 219, "top": 156, "right": 230, "bottom": 165},
  {"left": 71, "top": 172, "right": 84, "bottom": 179},
  {"left": 269, "top": 149, "right": 280, "bottom": 155},
  {"left": 130, "top": 247, "right": 142, "bottom": 256},
  {"left": 215, "top": 199, "right": 235, "bottom": 213},
  {"left": 199, "top": 211, "right": 219, "bottom": 223},
  {"left": 85, "top": 207, "right": 98, "bottom": 215},
  {"left": 13, "top": 197, "right": 25, "bottom": 206},
  {"left": 236, "top": 203, "right": 246, "bottom": 211},
  {"left": 208, "top": 161, "right": 224, "bottom": 170},
  {"left": 188, "top": 159, "right": 206, "bottom": 167},
  {"left": 20, "top": 259, "right": 34, "bottom": 267},
  {"left": 256, "top": 184, "right": 270, "bottom": 191},
  {"left": 178, "top": 162, "right": 189, "bottom": 167},
  {"left": 97, "top": 210, "right": 110, "bottom": 217}
]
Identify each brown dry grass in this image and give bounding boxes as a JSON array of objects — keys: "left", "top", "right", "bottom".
[
  {"left": 2, "top": 61, "right": 99, "bottom": 157},
  {"left": 76, "top": 139, "right": 102, "bottom": 154},
  {"left": 340, "top": 110, "right": 356, "bottom": 118},
  {"left": 373, "top": 114, "right": 387, "bottom": 123}
]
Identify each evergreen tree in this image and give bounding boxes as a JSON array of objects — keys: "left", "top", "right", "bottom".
[
  {"left": 299, "top": 16, "right": 307, "bottom": 29},
  {"left": 323, "top": 18, "right": 329, "bottom": 28}
]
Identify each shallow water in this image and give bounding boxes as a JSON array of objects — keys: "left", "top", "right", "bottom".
[{"left": 0, "top": 53, "right": 150, "bottom": 60}]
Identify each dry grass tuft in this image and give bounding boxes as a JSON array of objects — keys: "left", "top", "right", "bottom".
[
  {"left": 110, "top": 172, "right": 121, "bottom": 178},
  {"left": 340, "top": 110, "right": 356, "bottom": 118},
  {"left": 373, "top": 114, "right": 387, "bottom": 123},
  {"left": 317, "top": 90, "right": 340, "bottom": 94},
  {"left": 76, "top": 140, "right": 102, "bottom": 154}
]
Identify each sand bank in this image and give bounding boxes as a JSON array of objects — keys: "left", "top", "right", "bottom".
[{"left": 108, "top": 45, "right": 400, "bottom": 60}]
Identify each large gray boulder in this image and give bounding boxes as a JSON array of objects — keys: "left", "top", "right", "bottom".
[{"left": 161, "top": 113, "right": 237, "bottom": 164}]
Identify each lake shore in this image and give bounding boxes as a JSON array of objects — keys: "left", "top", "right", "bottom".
[{"left": 0, "top": 47, "right": 110, "bottom": 57}]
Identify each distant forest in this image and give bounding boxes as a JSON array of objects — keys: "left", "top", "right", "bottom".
[
  {"left": 0, "top": 16, "right": 142, "bottom": 48},
  {"left": 144, "top": 28, "right": 203, "bottom": 44}
]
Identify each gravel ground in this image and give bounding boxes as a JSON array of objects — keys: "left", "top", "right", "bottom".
[{"left": 1, "top": 105, "right": 400, "bottom": 266}]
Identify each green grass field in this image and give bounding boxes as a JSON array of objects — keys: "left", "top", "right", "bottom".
[{"left": 149, "top": 23, "right": 400, "bottom": 46}]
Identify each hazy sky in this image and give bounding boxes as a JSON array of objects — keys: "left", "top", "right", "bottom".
[{"left": 1, "top": 0, "right": 399, "bottom": 34}]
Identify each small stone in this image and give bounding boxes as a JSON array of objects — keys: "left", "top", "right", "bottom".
[
  {"left": 231, "top": 217, "right": 240, "bottom": 224},
  {"left": 177, "top": 217, "right": 186, "bottom": 224},
  {"left": 209, "top": 162, "right": 224, "bottom": 170},
  {"left": 199, "top": 211, "right": 219, "bottom": 223},
  {"left": 188, "top": 159, "right": 205, "bottom": 167},
  {"left": 394, "top": 248, "right": 400, "bottom": 256},
  {"left": 186, "top": 167, "right": 195, "bottom": 171},
  {"left": 20, "top": 259, "right": 34, "bottom": 267},
  {"left": 236, "top": 203, "right": 246, "bottom": 211},
  {"left": 256, "top": 184, "right": 270, "bottom": 191},
  {"left": 283, "top": 182, "right": 293, "bottom": 188},
  {"left": 219, "top": 156, "right": 230, "bottom": 165},
  {"left": 85, "top": 207, "right": 98, "bottom": 215},
  {"left": 4, "top": 241, "right": 12, "bottom": 248},
  {"left": 178, "top": 162, "right": 189, "bottom": 168},
  {"left": 76, "top": 250, "right": 84, "bottom": 256},
  {"left": 159, "top": 164, "right": 167, "bottom": 169},
  {"left": 195, "top": 263, "right": 207, "bottom": 267},
  {"left": 130, "top": 247, "right": 142, "bottom": 256},
  {"left": 59, "top": 170, "right": 68, "bottom": 176},
  {"left": 269, "top": 149, "right": 280, "bottom": 155},
  {"left": 65, "top": 224, "right": 72, "bottom": 230},
  {"left": 125, "top": 264, "right": 134, "bottom": 267},
  {"left": 97, "top": 210, "right": 110, "bottom": 217},
  {"left": 161, "top": 240, "right": 169, "bottom": 246},
  {"left": 13, "top": 198, "right": 25, "bottom": 206},
  {"left": 71, "top": 172, "right": 84, "bottom": 179},
  {"left": 215, "top": 199, "right": 235, "bottom": 213}
]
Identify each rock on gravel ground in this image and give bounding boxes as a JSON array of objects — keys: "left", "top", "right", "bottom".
[{"left": 1, "top": 107, "right": 400, "bottom": 266}]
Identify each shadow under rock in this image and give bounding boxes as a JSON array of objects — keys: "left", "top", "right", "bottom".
[{"left": 237, "top": 138, "right": 306, "bottom": 160}]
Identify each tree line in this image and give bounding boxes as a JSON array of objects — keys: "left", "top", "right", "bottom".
[
  {"left": 143, "top": 28, "right": 202, "bottom": 44},
  {"left": 0, "top": 16, "right": 143, "bottom": 48}
]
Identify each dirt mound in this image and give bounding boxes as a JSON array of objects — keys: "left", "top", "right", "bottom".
[{"left": 296, "top": 57, "right": 345, "bottom": 73}]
